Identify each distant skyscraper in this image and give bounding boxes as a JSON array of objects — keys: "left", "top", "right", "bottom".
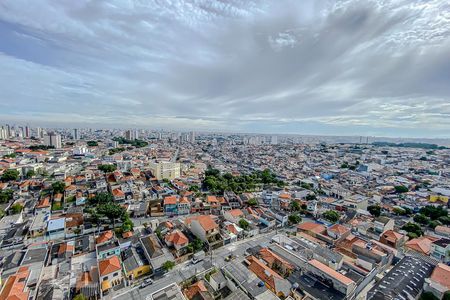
[
  {"left": 73, "top": 128, "right": 79, "bottom": 140},
  {"left": 271, "top": 135, "right": 278, "bottom": 145},
  {"left": 6, "top": 124, "right": 11, "bottom": 138},
  {"left": 44, "top": 132, "right": 62, "bottom": 148},
  {"left": 125, "top": 130, "right": 132, "bottom": 140},
  {"left": 189, "top": 131, "right": 196, "bottom": 143},
  {"left": 0, "top": 127, "right": 6, "bottom": 139},
  {"left": 36, "top": 127, "right": 42, "bottom": 138},
  {"left": 25, "top": 126, "right": 30, "bottom": 138}
]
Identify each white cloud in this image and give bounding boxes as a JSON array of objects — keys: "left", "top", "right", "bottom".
[{"left": 0, "top": 0, "right": 449, "bottom": 138}]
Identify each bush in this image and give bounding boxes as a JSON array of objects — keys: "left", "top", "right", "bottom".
[
  {"left": 239, "top": 219, "right": 250, "bottom": 230},
  {"left": 162, "top": 261, "right": 175, "bottom": 271},
  {"left": 394, "top": 185, "right": 409, "bottom": 193},
  {"left": 288, "top": 214, "right": 302, "bottom": 225},
  {"left": 368, "top": 205, "right": 381, "bottom": 217},
  {"left": 52, "top": 181, "right": 66, "bottom": 194},
  {"left": 323, "top": 210, "right": 340, "bottom": 223},
  {"left": 402, "top": 222, "right": 423, "bottom": 237},
  {"left": 98, "top": 164, "right": 117, "bottom": 173},
  {"left": 10, "top": 203, "right": 23, "bottom": 214},
  {"left": 1, "top": 169, "right": 19, "bottom": 181}
]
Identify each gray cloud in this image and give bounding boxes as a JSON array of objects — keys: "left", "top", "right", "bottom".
[{"left": 0, "top": 0, "right": 449, "bottom": 137}]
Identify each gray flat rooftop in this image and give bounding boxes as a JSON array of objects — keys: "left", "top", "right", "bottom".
[{"left": 367, "top": 256, "right": 434, "bottom": 300}]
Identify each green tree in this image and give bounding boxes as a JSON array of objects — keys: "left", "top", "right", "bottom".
[
  {"left": 291, "top": 201, "right": 300, "bottom": 212},
  {"left": 322, "top": 210, "right": 340, "bottom": 223},
  {"left": 87, "top": 141, "right": 98, "bottom": 147},
  {"left": 121, "top": 213, "right": 134, "bottom": 232},
  {"left": 1, "top": 169, "right": 19, "bottom": 181},
  {"left": 0, "top": 189, "right": 14, "bottom": 203},
  {"left": 192, "top": 238, "right": 204, "bottom": 252},
  {"left": 305, "top": 194, "right": 317, "bottom": 201},
  {"left": 189, "top": 185, "right": 199, "bottom": 192},
  {"left": 413, "top": 214, "right": 430, "bottom": 225},
  {"left": 25, "top": 169, "right": 36, "bottom": 179},
  {"left": 247, "top": 198, "right": 258, "bottom": 206},
  {"left": 402, "top": 222, "right": 423, "bottom": 237},
  {"left": 239, "top": 219, "right": 250, "bottom": 230},
  {"left": 89, "top": 192, "right": 113, "bottom": 206},
  {"left": 98, "top": 164, "right": 117, "bottom": 173},
  {"left": 288, "top": 214, "right": 302, "bottom": 225},
  {"left": 97, "top": 203, "right": 126, "bottom": 228},
  {"left": 162, "top": 261, "right": 175, "bottom": 271},
  {"left": 394, "top": 185, "right": 409, "bottom": 193},
  {"left": 0, "top": 208, "right": 5, "bottom": 218},
  {"left": 420, "top": 206, "right": 448, "bottom": 220},
  {"left": 10, "top": 203, "right": 23, "bottom": 214},
  {"left": 52, "top": 181, "right": 66, "bottom": 194},
  {"left": 3, "top": 153, "right": 16, "bottom": 159},
  {"left": 367, "top": 205, "right": 381, "bottom": 217},
  {"left": 393, "top": 207, "right": 406, "bottom": 215},
  {"left": 443, "top": 291, "right": 450, "bottom": 300},
  {"left": 419, "top": 291, "right": 439, "bottom": 300},
  {"left": 438, "top": 216, "right": 450, "bottom": 225}
]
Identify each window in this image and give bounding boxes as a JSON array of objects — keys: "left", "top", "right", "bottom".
[
  {"left": 113, "top": 272, "right": 119, "bottom": 277},
  {"left": 103, "top": 276, "right": 108, "bottom": 281}
]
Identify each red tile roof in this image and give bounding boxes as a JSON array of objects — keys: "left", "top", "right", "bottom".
[
  {"left": 96, "top": 230, "right": 114, "bottom": 244},
  {"left": 164, "top": 195, "right": 178, "bottom": 205},
  {"left": 430, "top": 263, "right": 450, "bottom": 290},
  {"left": 99, "top": 256, "right": 122, "bottom": 276},
  {"left": 165, "top": 230, "right": 189, "bottom": 246}
]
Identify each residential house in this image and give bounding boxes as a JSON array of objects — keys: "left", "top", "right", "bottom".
[
  {"left": 140, "top": 234, "right": 174, "bottom": 276},
  {"left": 246, "top": 255, "right": 292, "bottom": 297},
  {"left": 98, "top": 255, "right": 124, "bottom": 296},
  {"left": 379, "top": 230, "right": 407, "bottom": 249},
  {"left": 163, "top": 195, "right": 178, "bottom": 216},
  {"left": 0, "top": 266, "right": 30, "bottom": 300},
  {"left": 122, "top": 247, "right": 151, "bottom": 281},
  {"left": 424, "top": 263, "right": 450, "bottom": 299},
  {"left": 223, "top": 209, "right": 244, "bottom": 224},
  {"left": 177, "top": 197, "right": 190, "bottom": 215},
  {"left": 189, "top": 215, "right": 223, "bottom": 250},
  {"left": 431, "top": 238, "right": 450, "bottom": 263},
  {"left": 405, "top": 236, "right": 440, "bottom": 256},
  {"left": 258, "top": 248, "right": 294, "bottom": 277},
  {"left": 165, "top": 230, "right": 189, "bottom": 254}
]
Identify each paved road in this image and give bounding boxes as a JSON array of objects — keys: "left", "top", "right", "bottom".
[{"left": 112, "top": 231, "right": 277, "bottom": 300}]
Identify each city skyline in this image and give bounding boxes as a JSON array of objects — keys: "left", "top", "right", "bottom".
[{"left": 1, "top": 0, "right": 450, "bottom": 138}]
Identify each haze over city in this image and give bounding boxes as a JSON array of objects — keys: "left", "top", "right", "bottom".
[{"left": 1, "top": 0, "right": 450, "bottom": 138}]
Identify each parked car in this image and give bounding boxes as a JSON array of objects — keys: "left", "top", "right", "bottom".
[{"left": 140, "top": 278, "right": 153, "bottom": 289}]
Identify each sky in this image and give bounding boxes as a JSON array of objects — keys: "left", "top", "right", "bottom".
[{"left": 0, "top": 0, "right": 449, "bottom": 138}]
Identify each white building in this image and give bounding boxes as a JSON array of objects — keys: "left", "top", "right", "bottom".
[{"left": 149, "top": 161, "right": 181, "bottom": 181}]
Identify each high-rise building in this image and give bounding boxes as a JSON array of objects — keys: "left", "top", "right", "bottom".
[
  {"left": 271, "top": 135, "right": 278, "bottom": 145},
  {"left": 6, "top": 124, "right": 11, "bottom": 138},
  {"left": 0, "top": 127, "right": 6, "bottom": 140},
  {"left": 36, "top": 127, "right": 42, "bottom": 138},
  {"left": 189, "top": 131, "right": 196, "bottom": 143},
  {"left": 25, "top": 126, "right": 30, "bottom": 138},
  {"left": 73, "top": 128, "right": 79, "bottom": 140},
  {"left": 44, "top": 132, "right": 62, "bottom": 148}
]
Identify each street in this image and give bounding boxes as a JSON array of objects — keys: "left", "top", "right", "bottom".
[{"left": 112, "top": 231, "right": 277, "bottom": 300}]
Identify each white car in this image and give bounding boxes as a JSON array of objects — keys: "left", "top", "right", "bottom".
[{"left": 140, "top": 278, "right": 153, "bottom": 289}]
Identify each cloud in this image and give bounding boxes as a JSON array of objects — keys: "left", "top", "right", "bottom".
[{"left": 0, "top": 0, "right": 449, "bottom": 137}]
